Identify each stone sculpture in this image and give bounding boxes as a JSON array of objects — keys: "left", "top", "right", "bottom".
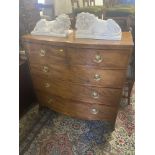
[
  {"left": 75, "top": 12, "right": 122, "bottom": 40},
  {"left": 31, "top": 14, "right": 71, "bottom": 37}
]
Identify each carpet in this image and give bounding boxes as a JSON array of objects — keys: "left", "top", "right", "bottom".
[{"left": 20, "top": 85, "right": 135, "bottom": 155}]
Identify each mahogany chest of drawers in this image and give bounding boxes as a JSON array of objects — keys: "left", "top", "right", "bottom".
[{"left": 22, "top": 31, "right": 133, "bottom": 125}]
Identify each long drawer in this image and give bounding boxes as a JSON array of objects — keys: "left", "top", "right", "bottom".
[
  {"left": 67, "top": 48, "right": 131, "bottom": 69},
  {"left": 31, "top": 76, "right": 122, "bottom": 106},
  {"left": 30, "top": 63, "right": 127, "bottom": 88},
  {"left": 36, "top": 91, "right": 118, "bottom": 121}
]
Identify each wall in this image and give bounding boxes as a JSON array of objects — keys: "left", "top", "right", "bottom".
[
  {"left": 54, "top": 0, "right": 72, "bottom": 16},
  {"left": 54, "top": 0, "right": 103, "bottom": 16}
]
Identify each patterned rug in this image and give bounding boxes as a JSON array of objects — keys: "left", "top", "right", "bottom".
[{"left": 20, "top": 85, "right": 135, "bottom": 155}]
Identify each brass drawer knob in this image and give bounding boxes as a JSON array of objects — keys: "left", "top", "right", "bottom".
[
  {"left": 90, "top": 108, "right": 99, "bottom": 114},
  {"left": 48, "top": 98, "right": 53, "bottom": 104},
  {"left": 45, "top": 83, "right": 50, "bottom": 88},
  {"left": 92, "top": 91, "right": 99, "bottom": 99},
  {"left": 94, "top": 74, "right": 101, "bottom": 81},
  {"left": 59, "top": 49, "right": 64, "bottom": 52},
  {"left": 43, "top": 66, "right": 49, "bottom": 72},
  {"left": 93, "top": 54, "right": 103, "bottom": 63},
  {"left": 40, "top": 49, "right": 46, "bottom": 56}
]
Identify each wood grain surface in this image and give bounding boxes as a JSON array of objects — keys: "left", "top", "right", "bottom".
[
  {"left": 22, "top": 31, "right": 133, "bottom": 122},
  {"left": 36, "top": 91, "right": 118, "bottom": 121}
]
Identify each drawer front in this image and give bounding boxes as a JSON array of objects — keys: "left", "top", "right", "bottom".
[
  {"left": 25, "top": 43, "right": 66, "bottom": 64},
  {"left": 32, "top": 77, "right": 122, "bottom": 106},
  {"left": 30, "top": 63, "right": 126, "bottom": 88},
  {"left": 67, "top": 48, "right": 131, "bottom": 68},
  {"left": 36, "top": 91, "right": 118, "bottom": 121}
]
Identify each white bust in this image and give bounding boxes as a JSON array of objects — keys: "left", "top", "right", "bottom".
[
  {"left": 31, "top": 14, "right": 71, "bottom": 37},
  {"left": 75, "top": 12, "right": 122, "bottom": 40}
]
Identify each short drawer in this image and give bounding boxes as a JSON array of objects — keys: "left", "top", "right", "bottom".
[
  {"left": 67, "top": 48, "right": 131, "bottom": 69},
  {"left": 36, "top": 91, "right": 118, "bottom": 121},
  {"left": 29, "top": 63, "right": 127, "bottom": 88},
  {"left": 25, "top": 43, "right": 66, "bottom": 64},
  {"left": 32, "top": 77, "right": 122, "bottom": 106}
]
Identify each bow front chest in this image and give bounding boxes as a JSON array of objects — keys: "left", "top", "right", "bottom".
[{"left": 22, "top": 31, "right": 133, "bottom": 125}]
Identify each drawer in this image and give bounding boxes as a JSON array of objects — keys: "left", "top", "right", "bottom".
[
  {"left": 67, "top": 48, "right": 131, "bottom": 69},
  {"left": 25, "top": 43, "right": 66, "bottom": 64},
  {"left": 30, "top": 63, "right": 126, "bottom": 88},
  {"left": 32, "top": 77, "right": 122, "bottom": 106},
  {"left": 36, "top": 91, "right": 118, "bottom": 121}
]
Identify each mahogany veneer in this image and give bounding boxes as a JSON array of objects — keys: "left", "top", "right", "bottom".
[{"left": 22, "top": 31, "right": 133, "bottom": 126}]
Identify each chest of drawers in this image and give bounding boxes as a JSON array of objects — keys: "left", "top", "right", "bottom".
[{"left": 22, "top": 31, "right": 133, "bottom": 125}]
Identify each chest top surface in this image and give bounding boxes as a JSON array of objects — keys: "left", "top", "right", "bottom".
[{"left": 22, "top": 31, "right": 134, "bottom": 49}]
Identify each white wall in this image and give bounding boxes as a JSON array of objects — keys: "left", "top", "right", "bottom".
[
  {"left": 54, "top": 0, "right": 103, "bottom": 16},
  {"left": 95, "top": 0, "right": 103, "bottom": 5},
  {"left": 54, "top": 0, "right": 72, "bottom": 16}
]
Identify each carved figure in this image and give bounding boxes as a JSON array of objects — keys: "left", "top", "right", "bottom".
[
  {"left": 75, "top": 12, "right": 122, "bottom": 40},
  {"left": 31, "top": 14, "right": 71, "bottom": 37}
]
